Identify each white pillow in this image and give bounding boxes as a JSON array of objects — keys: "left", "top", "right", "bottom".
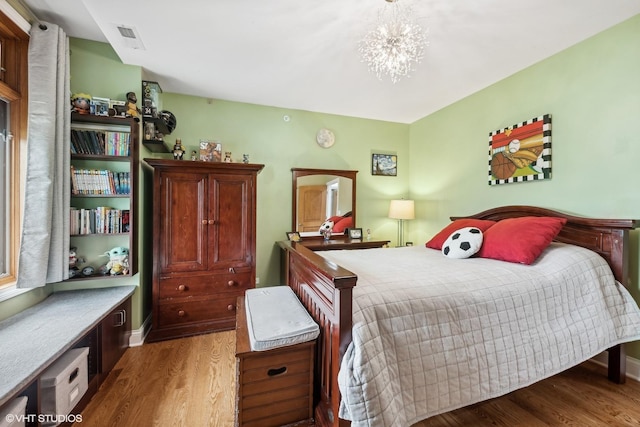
[{"left": 442, "top": 227, "right": 483, "bottom": 259}]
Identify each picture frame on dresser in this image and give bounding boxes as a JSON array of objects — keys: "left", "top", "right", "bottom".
[
  {"left": 286, "top": 231, "right": 301, "bottom": 242},
  {"left": 348, "top": 228, "right": 363, "bottom": 239}
]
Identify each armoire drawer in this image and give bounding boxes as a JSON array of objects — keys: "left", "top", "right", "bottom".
[
  {"left": 157, "top": 295, "right": 241, "bottom": 327},
  {"left": 158, "top": 272, "right": 251, "bottom": 299}
]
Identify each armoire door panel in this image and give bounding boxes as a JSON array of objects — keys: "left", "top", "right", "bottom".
[
  {"left": 209, "top": 175, "right": 253, "bottom": 268},
  {"left": 161, "top": 171, "right": 208, "bottom": 272}
]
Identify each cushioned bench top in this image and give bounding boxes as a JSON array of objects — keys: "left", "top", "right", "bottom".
[
  {"left": 0, "top": 286, "right": 135, "bottom": 407},
  {"left": 245, "top": 286, "right": 319, "bottom": 351}
]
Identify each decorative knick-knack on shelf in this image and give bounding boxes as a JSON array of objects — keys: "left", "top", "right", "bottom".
[{"left": 172, "top": 139, "right": 185, "bottom": 160}]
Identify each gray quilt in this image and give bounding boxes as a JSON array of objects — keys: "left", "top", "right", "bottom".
[{"left": 317, "top": 243, "right": 640, "bottom": 427}]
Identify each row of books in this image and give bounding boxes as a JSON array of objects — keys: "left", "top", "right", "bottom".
[
  {"left": 71, "top": 129, "right": 131, "bottom": 156},
  {"left": 70, "top": 207, "right": 130, "bottom": 235},
  {"left": 71, "top": 167, "right": 130, "bottom": 195}
]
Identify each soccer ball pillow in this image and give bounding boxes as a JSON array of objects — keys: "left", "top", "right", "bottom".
[{"left": 442, "top": 227, "right": 483, "bottom": 259}]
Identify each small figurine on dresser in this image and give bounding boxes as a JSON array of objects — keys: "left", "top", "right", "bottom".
[
  {"left": 224, "top": 152, "right": 233, "bottom": 163},
  {"left": 191, "top": 150, "right": 198, "bottom": 161},
  {"left": 242, "top": 154, "right": 249, "bottom": 164},
  {"left": 319, "top": 219, "right": 335, "bottom": 241},
  {"left": 172, "top": 139, "right": 185, "bottom": 160}
]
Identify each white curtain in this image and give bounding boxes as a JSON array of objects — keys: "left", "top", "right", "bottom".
[{"left": 17, "top": 22, "right": 70, "bottom": 288}]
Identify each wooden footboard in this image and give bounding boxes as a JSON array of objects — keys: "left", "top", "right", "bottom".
[{"left": 278, "top": 241, "right": 355, "bottom": 427}]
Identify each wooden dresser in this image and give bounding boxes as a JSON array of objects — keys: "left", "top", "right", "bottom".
[
  {"left": 144, "top": 159, "right": 264, "bottom": 342},
  {"left": 299, "top": 236, "right": 389, "bottom": 251}
]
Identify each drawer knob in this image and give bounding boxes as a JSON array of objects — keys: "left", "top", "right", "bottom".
[
  {"left": 177, "top": 284, "right": 186, "bottom": 291},
  {"left": 177, "top": 310, "right": 185, "bottom": 317},
  {"left": 227, "top": 304, "right": 234, "bottom": 311},
  {"left": 208, "top": 219, "right": 215, "bottom": 225},
  {"left": 227, "top": 280, "right": 236, "bottom": 287},
  {"left": 201, "top": 219, "right": 207, "bottom": 225}
]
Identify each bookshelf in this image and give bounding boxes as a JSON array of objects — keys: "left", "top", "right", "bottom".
[{"left": 69, "top": 112, "right": 139, "bottom": 280}]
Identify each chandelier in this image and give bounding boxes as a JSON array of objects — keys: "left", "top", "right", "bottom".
[{"left": 359, "top": 0, "right": 427, "bottom": 84}]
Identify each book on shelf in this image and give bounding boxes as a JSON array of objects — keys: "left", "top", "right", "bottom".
[
  {"left": 70, "top": 166, "right": 130, "bottom": 195},
  {"left": 70, "top": 207, "right": 130, "bottom": 235},
  {"left": 70, "top": 129, "right": 131, "bottom": 156}
]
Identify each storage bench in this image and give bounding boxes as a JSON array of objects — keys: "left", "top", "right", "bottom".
[{"left": 235, "top": 287, "right": 318, "bottom": 427}]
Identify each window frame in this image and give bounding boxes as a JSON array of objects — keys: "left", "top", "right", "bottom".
[{"left": 0, "top": 6, "right": 29, "bottom": 293}]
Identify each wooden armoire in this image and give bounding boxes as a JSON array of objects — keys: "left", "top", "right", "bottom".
[{"left": 144, "top": 158, "right": 264, "bottom": 342}]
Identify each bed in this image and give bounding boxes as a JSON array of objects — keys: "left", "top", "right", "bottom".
[{"left": 278, "top": 206, "right": 640, "bottom": 427}]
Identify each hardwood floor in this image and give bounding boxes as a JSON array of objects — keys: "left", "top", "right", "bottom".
[
  {"left": 76, "top": 331, "right": 236, "bottom": 427},
  {"left": 77, "top": 331, "right": 640, "bottom": 426}
]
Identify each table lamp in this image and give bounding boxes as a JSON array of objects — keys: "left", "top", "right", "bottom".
[{"left": 388, "top": 199, "right": 415, "bottom": 247}]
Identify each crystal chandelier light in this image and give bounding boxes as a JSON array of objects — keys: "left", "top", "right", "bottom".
[{"left": 359, "top": 0, "right": 427, "bottom": 84}]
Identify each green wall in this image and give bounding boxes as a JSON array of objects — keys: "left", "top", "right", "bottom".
[
  {"left": 2, "top": 14, "right": 639, "bottom": 363},
  {"left": 407, "top": 14, "right": 640, "bottom": 356},
  {"left": 0, "top": 38, "right": 408, "bottom": 328},
  {"left": 153, "top": 94, "right": 409, "bottom": 286}
]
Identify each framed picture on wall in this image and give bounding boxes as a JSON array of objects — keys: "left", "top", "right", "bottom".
[
  {"left": 371, "top": 153, "right": 397, "bottom": 176},
  {"left": 488, "top": 114, "right": 551, "bottom": 185}
]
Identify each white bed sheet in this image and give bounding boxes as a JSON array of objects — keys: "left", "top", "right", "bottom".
[{"left": 317, "top": 243, "right": 640, "bottom": 427}]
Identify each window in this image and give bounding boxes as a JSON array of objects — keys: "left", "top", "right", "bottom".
[
  {"left": 0, "top": 99, "right": 10, "bottom": 279},
  {"left": 0, "top": 7, "right": 29, "bottom": 292}
]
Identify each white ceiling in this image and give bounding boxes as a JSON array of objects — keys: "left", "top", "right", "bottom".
[{"left": 22, "top": 0, "right": 640, "bottom": 124}]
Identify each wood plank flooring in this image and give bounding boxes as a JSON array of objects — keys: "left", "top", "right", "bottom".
[{"left": 76, "top": 331, "right": 640, "bottom": 426}]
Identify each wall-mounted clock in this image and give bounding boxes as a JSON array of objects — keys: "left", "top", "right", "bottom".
[{"left": 316, "top": 128, "right": 335, "bottom": 148}]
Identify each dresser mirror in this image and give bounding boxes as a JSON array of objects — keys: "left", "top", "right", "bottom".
[{"left": 291, "top": 168, "right": 357, "bottom": 236}]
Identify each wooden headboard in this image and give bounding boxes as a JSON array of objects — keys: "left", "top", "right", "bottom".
[{"left": 452, "top": 205, "right": 638, "bottom": 287}]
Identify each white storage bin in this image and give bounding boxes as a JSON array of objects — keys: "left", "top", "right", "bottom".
[
  {"left": 0, "top": 396, "right": 27, "bottom": 427},
  {"left": 40, "top": 347, "right": 89, "bottom": 424}
]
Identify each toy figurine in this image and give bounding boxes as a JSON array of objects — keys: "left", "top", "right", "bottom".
[
  {"left": 71, "top": 93, "right": 91, "bottom": 114},
  {"left": 242, "top": 154, "right": 249, "bottom": 164},
  {"left": 103, "top": 246, "right": 129, "bottom": 275},
  {"left": 125, "top": 91, "right": 141, "bottom": 118},
  {"left": 69, "top": 247, "right": 85, "bottom": 278},
  {"left": 172, "top": 139, "right": 185, "bottom": 160},
  {"left": 191, "top": 150, "right": 198, "bottom": 161},
  {"left": 224, "top": 152, "right": 233, "bottom": 163}
]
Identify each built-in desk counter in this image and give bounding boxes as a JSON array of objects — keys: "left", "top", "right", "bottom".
[{"left": 0, "top": 285, "right": 134, "bottom": 423}]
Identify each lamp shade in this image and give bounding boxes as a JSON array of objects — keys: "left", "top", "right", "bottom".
[{"left": 388, "top": 199, "right": 415, "bottom": 220}]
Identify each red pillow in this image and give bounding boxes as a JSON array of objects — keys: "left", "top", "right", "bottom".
[
  {"left": 426, "top": 219, "right": 497, "bottom": 250},
  {"left": 332, "top": 216, "right": 353, "bottom": 233},
  {"left": 477, "top": 216, "right": 567, "bottom": 264}
]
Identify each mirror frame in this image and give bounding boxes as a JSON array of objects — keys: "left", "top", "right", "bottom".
[{"left": 291, "top": 168, "right": 358, "bottom": 235}]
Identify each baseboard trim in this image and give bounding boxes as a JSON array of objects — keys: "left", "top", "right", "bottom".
[
  {"left": 129, "top": 314, "right": 152, "bottom": 347},
  {"left": 591, "top": 351, "right": 640, "bottom": 382}
]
